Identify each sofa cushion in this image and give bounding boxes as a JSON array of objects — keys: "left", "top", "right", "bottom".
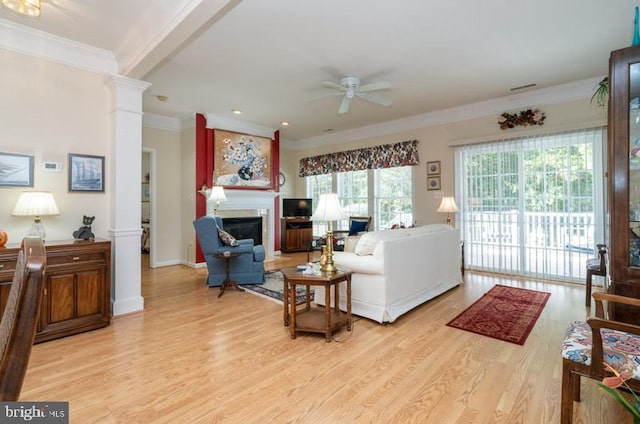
[
  {"left": 354, "top": 232, "right": 378, "bottom": 255},
  {"left": 218, "top": 229, "right": 239, "bottom": 246},
  {"left": 344, "top": 236, "right": 360, "bottom": 253}
]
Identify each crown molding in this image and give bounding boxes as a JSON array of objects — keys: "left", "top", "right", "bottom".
[
  {"left": 286, "top": 76, "right": 603, "bottom": 151},
  {"left": 0, "top": 18, "right": 117, "bottom": 75},
  {"left": 143, "top": 113, "right": 182, "bottom": 132},
  {"left": 205, "top": 113, "right": 276, "bottom": 139}
]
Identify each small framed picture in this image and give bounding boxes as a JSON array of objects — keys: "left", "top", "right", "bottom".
[
  {"left": 68, "top": 153, "right": 105, "bottom": 192},
  {"left": 427, "top": 161, "right": 441, "bottom": 175},
  {"left": 0, "top": 152, "right": 34, "bottom": 187},
  {"left": 141, "top": 183, "right": 150, "bottom": 201},
  {"left": 427, "top": 176, "right": 441, "bottom": 191}
]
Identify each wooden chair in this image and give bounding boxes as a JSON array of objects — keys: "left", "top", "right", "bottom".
[
  {"left": 585, "top": 244, "right": 607, "bottom": 307},
  {"left": 334, "top": 216, "right": 372, "bottom": 238},
  {"left": 0, "top": 238, "right": 46, "bottom": 401},
  {"left": 560, "top": 292, "right": 640, "bottom": 424}
]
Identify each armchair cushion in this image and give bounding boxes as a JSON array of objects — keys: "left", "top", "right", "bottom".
[
  {"left": 218, "top": 228, "right": 239, "bottom": 246},
  {"left": 561, "top": 320, "right": 640, "bottom": 377}
]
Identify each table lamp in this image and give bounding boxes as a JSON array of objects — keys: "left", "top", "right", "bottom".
[
  {"left": 12, "top": 191, "right": 60, "bottom": 238},
  {"left": 209, "top": 186, "right": 226, "bottom": 213},
  {"left": 312, "top": 193, "right": 347, "bottom": 272},
  {"left": 437, "top": 196, "right": 459, "bottom": 226}
]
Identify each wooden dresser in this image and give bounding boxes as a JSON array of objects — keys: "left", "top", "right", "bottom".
[{"left": 0, "top": 239, "right": 111, "bottom": 343}]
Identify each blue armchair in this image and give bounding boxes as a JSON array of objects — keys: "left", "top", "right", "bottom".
[{"left": 193, "top": 216, "right": 265, "bottom": 287}]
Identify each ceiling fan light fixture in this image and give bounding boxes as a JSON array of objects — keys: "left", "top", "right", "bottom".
[{"left": 2, "top": 0, "right": 40, "bottom": 17}]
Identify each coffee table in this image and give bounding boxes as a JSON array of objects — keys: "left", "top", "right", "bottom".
[
  {"left": 280, "top": 266, "right": 352, "bottom": 342},
  {"left": 212, "top": 252, "right": 241, "bottom": 298}
]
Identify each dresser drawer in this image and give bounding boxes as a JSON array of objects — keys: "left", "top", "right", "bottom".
[
  {"left": 0, "top": 255, "right": 18, "bottom": 282},
  {"left": 46, "top": 251, "right": 106, "bottom": 266}
]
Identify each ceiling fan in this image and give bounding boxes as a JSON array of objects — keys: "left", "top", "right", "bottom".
[{"left": 321, "top": 76, "right": 392, "bottom": 114}]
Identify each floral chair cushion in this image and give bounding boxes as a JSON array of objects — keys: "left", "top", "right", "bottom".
[{"left": 561, "top": 320, "right": 640, "bottom": 379}]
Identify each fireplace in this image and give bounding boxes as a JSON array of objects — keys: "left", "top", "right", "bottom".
[
  {"left": 207, "top": 189, "right": 278, "bottom": 257},
  {"left": 222, "top": 217, "right": 263, "bottom": 245}
]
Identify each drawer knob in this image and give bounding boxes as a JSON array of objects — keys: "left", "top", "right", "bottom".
[{"left": 72, "top": 256, "right": 80, "bottom": 261}]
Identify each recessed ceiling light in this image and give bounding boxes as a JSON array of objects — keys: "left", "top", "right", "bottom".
[
  {"left": 156, "top": 95, "right": 168, "bottom": 102},
  {"left": 232, "top": 109, "right": 242, "bottom": 115},
  {"left": 281, "top": 121, "right": 289, "bottom": 126},
  {"left": 323, "top": 128, "right": 334, "bottom": 132}
]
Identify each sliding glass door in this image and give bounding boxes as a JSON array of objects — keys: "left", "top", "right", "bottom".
[{"left": 455, "top": 127, "right": 605, "bottom": 282}]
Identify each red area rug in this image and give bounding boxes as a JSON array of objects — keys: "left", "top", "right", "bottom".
[{"left": 446, "top": 285, "right": 551, "bottom": 345}]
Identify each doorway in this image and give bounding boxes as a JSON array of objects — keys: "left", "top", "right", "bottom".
[{"left": 142, "top": 148, "right": 156, "bottom": 268}]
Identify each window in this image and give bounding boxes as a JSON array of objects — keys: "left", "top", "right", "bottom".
[
  {"left": 375, "top": 166, "right": 413, "bottom": 229},
  {"left": 306, "top": 174, "right": 332, "bottom": 235},
  {"left": 336, "top": 170, "right": 368, "bottom": 230},
  {"left": 455, "top": 127, "right": 605, "bottom": 282},
  {"left": 306, "top": 166, "right": 413, "bottom": 234}
]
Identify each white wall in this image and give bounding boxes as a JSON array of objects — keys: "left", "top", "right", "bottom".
[
  {"left": 281, "top": 98, "right": 607, "bottom": 227},
  {"left": 142, "top": 126, "right": 182, "bottom": 265},
  {"left": 0, "top": 49, "right": 112, "bottom": 243}
]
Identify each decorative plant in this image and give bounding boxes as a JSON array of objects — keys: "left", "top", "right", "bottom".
[
  {"left": 498, "top": 109, "right": 546, "bottom": 130},
  {"left": 591, "top": 77, "right": 609, "bottom": 108},
  {"left": 598, "top": 362, "right": 640, "bottom": 420}
]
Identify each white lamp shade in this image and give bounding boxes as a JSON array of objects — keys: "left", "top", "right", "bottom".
[
  {"left": 437, "top": 197, "right": 459, "bottom": 213},
  {"left": 312, "top": 193, "right": 347, "bottom": 221},
  {"left": 208, "top": 186, "right": 227, "bottom": 202},
  {"left": 12, "top": 191, "right": 59, "bottom": 216}
]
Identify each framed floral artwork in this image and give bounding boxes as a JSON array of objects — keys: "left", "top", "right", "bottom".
[
  {"left": 213, "top": 130, "right": 272, "bottom": 188},
  {"left": 427, "top": 176, "right": 441, "bottom": 191},
  {"left": 0, "top": 152, "right": 33, "bottom": 187},
  {"left": 427, "top": 160, "right": 441, "bottom": 175}
]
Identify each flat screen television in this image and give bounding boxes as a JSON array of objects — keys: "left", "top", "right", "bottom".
[{"left": 282, "top": 198, "right": 313, "bottom": 218}]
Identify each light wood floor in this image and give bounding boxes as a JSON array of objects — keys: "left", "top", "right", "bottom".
[{"left": 20, "top": 253, "right": 630, "bottom": 423}]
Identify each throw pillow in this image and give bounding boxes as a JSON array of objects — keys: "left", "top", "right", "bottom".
[
  {"left": 354, "top": 231, "right": 378, "bottom": 255},
  {"left": 218, "top": 229, "right": 239, "bottom": 246},
  {"left": 348, "top": 220, "right": 368, "bottom": 236},
  {"left": 344, "top": 235, "right": 360, "bottom": 253}
]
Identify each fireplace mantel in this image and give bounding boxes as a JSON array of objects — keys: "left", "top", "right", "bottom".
[{"left": 206, "top": 189, "right": 279, "bottom": 257}]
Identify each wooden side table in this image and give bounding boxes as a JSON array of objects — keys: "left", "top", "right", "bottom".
[
  {"left": 280, "top": 267, "right": 352, "bottom": 342},
  {"left": 212, "top": 252, "right": 241, "bottom": 298}
]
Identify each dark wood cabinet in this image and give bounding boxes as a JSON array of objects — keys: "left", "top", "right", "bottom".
[
  {"left": 608, "top": 45, "right": 640, "bottom": 322},
  {"left": 280, "top": 218, "right": 313, "bottom": 252},
  {"left": 0, "top": 239, "right": 111, "bottom": 343}
]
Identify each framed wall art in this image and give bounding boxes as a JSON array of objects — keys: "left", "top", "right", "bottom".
[
  {"left": 141, "top": 183, "right": 150, "bottom": 202},
  {"left": 213, "top": 129, "right": 272, "bottom": 189},
  {"left": 68, "top": 153, "right": 105, "bottom": 192},
  {"left": 427, "top": 160, "right": 441, "bottom": 175},
  {"left": 427, "top": 176, "right": 441, "bottom": 191},
  {"left": 0, "top": 152, "right": 34, "bottom": 187}
]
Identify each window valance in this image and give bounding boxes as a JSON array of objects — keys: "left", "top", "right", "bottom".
[{"left": 298, "top": 139, "right": 419, "bottom": 177}]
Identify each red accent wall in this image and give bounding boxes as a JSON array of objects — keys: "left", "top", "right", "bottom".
[
  {"left": 273, "top": 130, "right": 281, "bottom": 251},
  {"left": 194, "top": 113, "right": 207, "bottom": 263}
]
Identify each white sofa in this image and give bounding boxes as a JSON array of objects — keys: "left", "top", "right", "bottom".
[{"left": 315, "top": 224, "right": 463, "bottom": 323}]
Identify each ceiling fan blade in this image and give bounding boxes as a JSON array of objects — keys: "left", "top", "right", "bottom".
[
  {"left": 356, "top": 91, "right": 392, "bottom": 107},
  {"left": 322, "top": 81, "right": 345, "bottom": 91},
  {"left": 306, "top": 91, "right": 344, "bottom": 102},
  {"left": 358, "top": 80, "right": 391, "bottom": 92},
  {"left": 338, "top": 96, "right": 351, "bottom": 114}
]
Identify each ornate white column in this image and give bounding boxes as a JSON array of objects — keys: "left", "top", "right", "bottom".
[{"left": 109, "top": 75, "right": 151, "bottom": 315}]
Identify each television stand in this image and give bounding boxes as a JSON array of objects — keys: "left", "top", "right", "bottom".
[{"left": 280, "top": 218, "right": 313, "bottom": 253}]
